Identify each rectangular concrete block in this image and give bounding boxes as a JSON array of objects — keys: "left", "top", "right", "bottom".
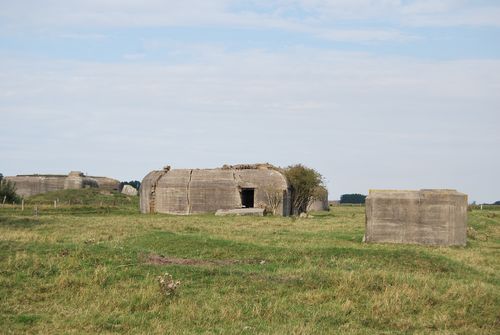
[
  {"left": 365, "top": 189, "right": 467, "bottom": 246},
  {"left": 215, "top": 208, "right": 265, "bottom": 216}
]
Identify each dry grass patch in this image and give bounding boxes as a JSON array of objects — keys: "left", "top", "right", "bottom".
[{"left": 0, "top": 204, "right": 498, "bottom": 334}]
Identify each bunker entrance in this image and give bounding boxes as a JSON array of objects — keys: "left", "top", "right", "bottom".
[{"left": 241, "top": 188, "right": 255, "bottom": 208}]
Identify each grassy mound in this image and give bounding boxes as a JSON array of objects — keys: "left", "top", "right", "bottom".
[
  {"left": 10, "top": 189, "right": 140, "bottom": 215},
  {"left": 26, "top": 188, "right": 133, "bottom": 205}
]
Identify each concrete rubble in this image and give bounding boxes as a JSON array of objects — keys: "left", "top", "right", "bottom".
[{"left": 121, "top": 184, "right": 138, "bottom": 196}]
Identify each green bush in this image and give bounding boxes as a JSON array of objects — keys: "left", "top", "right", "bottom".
[
  {"left": 284, "top": 164, "right": 324, "bottom": 214},
  {"left": 0, "top": 176, "right": 21, "bottom": 204}
]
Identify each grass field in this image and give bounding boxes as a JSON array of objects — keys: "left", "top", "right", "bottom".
[{"left": 0, "top": 190, "right": 499, "bottom": 334}]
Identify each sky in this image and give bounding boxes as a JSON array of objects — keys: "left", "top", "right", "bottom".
[{"left": 0, "top": 0, "right": 499, "bottom": 203}]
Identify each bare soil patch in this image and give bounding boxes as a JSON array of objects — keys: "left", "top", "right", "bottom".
[{"left": 144, "top": 253, "right": 265, "bottom": 266}]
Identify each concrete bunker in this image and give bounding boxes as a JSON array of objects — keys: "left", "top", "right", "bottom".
[
  {"left": 140, "top": 164, "right": 291, "bottom": 215},
  {"left": 365, "top": 189, "right": 467, "bottom": 246},
  {"left": 5, "top": 171, "right": 120, "bottom": 197}
]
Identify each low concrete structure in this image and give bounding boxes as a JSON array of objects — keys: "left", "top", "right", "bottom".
[
  {"left": 365, "top": 189, "right": 467, "bottom": 246},
  {"left": 308, "top": 199, "right": 329, "bottom": 211},
  {"left": 140, "top": 164, "right": 291, "bottom": 215},
  {"left": 215, "top": 208, "right": 265, "bottom": 216},
  {"left": 328, "top": 200, "right": 340, "bottom": 207},
  {"left": 307, "top": 186, "right": 329, "bottom": 212},
  {"left": 5, "top": 171, "right": 120, "bottom": 197},
  {"left": 121, "top": 184, "right": 138, "bottom": 196}
]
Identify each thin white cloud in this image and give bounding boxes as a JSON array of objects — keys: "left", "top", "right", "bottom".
[
  {"left": 401, "top": 0, "right": 456, "bottom": 15},
  {"left": 58, "top": 32, "right": 108, "bottom": 40},
  {"left": 2, "top": 0, "right": 499, "bottom": 45},
  {"left": 315, "top": 29, "right": 418, "bottom": 42},
  {"left": 122, "top": 53, "right": 146, "bottom": 61},
  {"left": 1, "top": 47, "right": 499, "bottom": 201},
  {"left": 405, "top": 6, "right": 500, "bottom": 27}
]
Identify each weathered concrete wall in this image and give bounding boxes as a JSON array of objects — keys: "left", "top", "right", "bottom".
[
  {"left": 308, "top": 198, "right": 329, "bottom": 211},
  {"left": 64, "top": 171, "right": 95, "bottom": 190},
  {"left": 365, "top": 189, "right": 467, "bottom": 246},
  {"left": 154, "top": 169, "right": 192, "bottom": 215},
  {"left": 140, "top": 165, "right": 291, "bottom": 216},
  {"left": 236, "top": 169, "right": 289, "bottom": 216},
  {"left": 189, "top": 169, "right": 241, "bottom": 214},
  {"left": 6, "top": 172, "right": 117, "bottom": 197},
  {"left": 6, "top": 175, "right": 66, "bottom": 197},
  {"left": 307, "top": 186, "right": 329, "bottom": 212},
  {"left": 139, "top": 170, "right": 167, "bottom": 214}
]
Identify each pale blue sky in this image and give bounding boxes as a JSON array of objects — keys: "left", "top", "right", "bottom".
[{"left": 1, "top": 1, "right": 499, "bottom": 202}]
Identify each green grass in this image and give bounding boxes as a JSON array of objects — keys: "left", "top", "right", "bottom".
[
  {"left": 11, "top": 188, "right": 139, "bottom": 215},
  {"left": 0, "top": 191, "right": 499, "bottom": 334},
  {"left": 25, "top": 188, "right": 133, "bottom": 205}
]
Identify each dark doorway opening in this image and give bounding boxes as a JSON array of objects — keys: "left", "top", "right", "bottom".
[{"left": 241, "top": 189, "right": 255, "bottom": 208}]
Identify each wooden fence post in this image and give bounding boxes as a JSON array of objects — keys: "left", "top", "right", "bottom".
[{"left": 21, "top": 199, "right": 24, "bottom": 211}]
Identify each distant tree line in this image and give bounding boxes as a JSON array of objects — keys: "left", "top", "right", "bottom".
[
  {"left": 0, "top": 173, "right": 21, "bottom": 203},
  {"left": 472, "top": 200, "right": 500, "bottom": 206},
  {"left": 340, "top": 193, "right": 366, "bottom": 204},
  {"left": 119, "top": 180, "right": 141, "bottom": 192}
]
